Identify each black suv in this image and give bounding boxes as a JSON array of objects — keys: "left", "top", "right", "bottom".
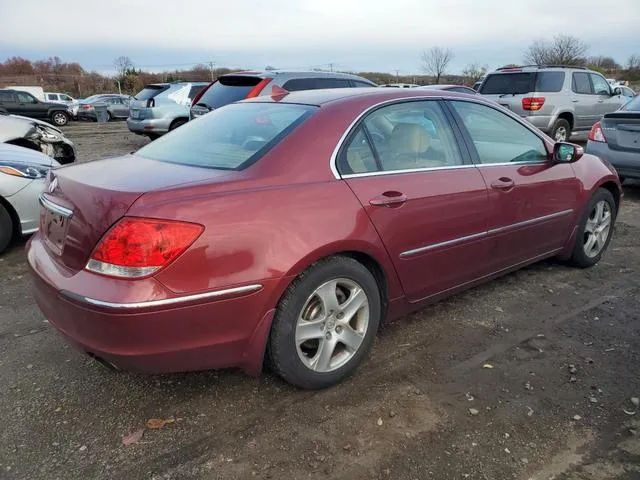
[{"left": 0, "top": 89, "right": 71, "bottom": 126}]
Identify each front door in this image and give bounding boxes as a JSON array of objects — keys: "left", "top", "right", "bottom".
[
  {"left": 590, "top": 73, "right": 624, "bottom": 118},
  {"left": 336, "top": 100, "right": 492, "bottom": 302},
  {"left": 448, "top": 100, "right": 581, "bottom": 271},
  {"left": 15, "top": 91, "right": 47, "bottom": 118}
]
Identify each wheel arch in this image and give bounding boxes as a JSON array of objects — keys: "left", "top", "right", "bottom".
[
  {"left": 169, "top": 117, "right": 188, "bottom": 130},
  {"left": 555, "top": 111, "right": 574, "bottom": 130},
  {"left": 596, "top": 180, "right": 622, "bottom": 213},
  {"left": 0, "top": 194, "right": 21, "bottom": 239}
]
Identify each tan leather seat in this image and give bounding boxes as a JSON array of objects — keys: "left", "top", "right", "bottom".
[{"left": 385, "top": 122, "right": 446, "bottom": 170}]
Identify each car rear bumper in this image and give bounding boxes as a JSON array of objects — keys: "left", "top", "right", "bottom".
[
  {"left": 586, "top": 140, "right": 640, "bottom": 179},
  {"left": 76, "top": 111, "right": 97, "bottom": 121},
  {"left": 126, "top": 117, "right": 171, "bottom": 136},
  {"left": 26, "top": 233, "right": 282, "bottom": 375}
]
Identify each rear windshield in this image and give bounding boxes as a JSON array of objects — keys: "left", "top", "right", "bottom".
[
  {"left": 136, "top": 103, "right": 316, "bottom": 170},
  {"left": 134, "top": 85, "right": 170, "bottom": 101},
  {"left": 622, "top": 96, "right": 640, "bottom": 112},
  {"left": 480, "top": 72, "right": 565, "bottom": 94},
  {"left": 196, "top": 76, "right": 263, "bottom": 109}
]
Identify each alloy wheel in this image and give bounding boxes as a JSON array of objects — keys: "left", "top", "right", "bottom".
[
  {"left": 295, "top": 278, "right": 369, "bottom": 373},
  {"left": 583, "top": 200, "right": 612, "bottom": 258},
  {"left": 554, "top": 126, "right": 568, "bottom": 142}
]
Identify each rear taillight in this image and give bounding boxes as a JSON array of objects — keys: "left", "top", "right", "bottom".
[
  {"left": 86, "top": 217, "right": 204, "bottom": 278},
  {"left": 246, "top": 78, "right": 273, "bottom": 98},
  {"left": 146, "top": 98, "right": 155, "bottom": 108},
  {"left": 82, "top": 104, "right": 93, "bottom": 110},
  {"left": 588, "top": 121, "right": 607, "bottom": 143},
  {"left": 522, "top": 97, "right": 545, "bottom": 111}
]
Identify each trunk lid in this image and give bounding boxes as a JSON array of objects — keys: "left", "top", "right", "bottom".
[
  {"left": 40, "top": 155, "right": 235, "bottom": 272},
  {"left": 601, "top": 112, "right": 640, "bottom": 152}
]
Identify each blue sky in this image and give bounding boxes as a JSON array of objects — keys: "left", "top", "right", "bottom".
[{"left": 1, "top": 0, "right": 639, "bottom": 75}]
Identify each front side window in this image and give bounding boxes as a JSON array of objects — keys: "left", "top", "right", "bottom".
[
  {"left": 137, "top": 103, "right": 316, "bottom": 170},
  {"left": 450, "top": 101, "right": 548, "bottom": 165},
  {"left": 590, "top": 74, "right": 611, "bottom": 95},
  {"left": 351, "top": 101, "right": 462, "bottom": 172},
  {"left": 572, "top": 73, "right": 592, "bottom": 94},
  {"left": 61, "top": 95, "right": 72, "bottom": 101}
]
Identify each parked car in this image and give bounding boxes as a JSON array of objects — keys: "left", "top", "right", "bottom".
[
  {"left": 617, "top": 85, "right": 636, "bottom": 100},
  {"left": 478, "top": 65, "right": 627, "bottom": 142},
  {"left": 586, "top": 94, "right": 640, "bottom": 182},
  {"left": 418, "top": 84, "right": 478, "bottom": 94},
  {"left": 472, "top": 81, "right": 483, "bottom": 91},
  {"left": 189, "top": 71, "right": 377, "bottom": 120},
  {"left": 0, "top": 89, "right": 71, "bottom": 126},
  {"left": 27, "top": 88, "right": 621, "bottom": 389},
  {"left": 0, "top": 112, "right": 76, "bottom": 164},
  {"left": 45, "top": 93, "right": 76, "bottom": 105},
  {"left": 382, "top": 83, "right": 419, "bottom": 88},
  {"left": 76, "top": 94, "right": 132, "bottom": 121},
  {"left": 1, "top": 86, "right": 45, "bottom": 101},
  {"left": 0, "top": 143, "right": 61, "bottom": 253},
  {"left": 127, "top": 82, "right": 208, "bottom": 139}
]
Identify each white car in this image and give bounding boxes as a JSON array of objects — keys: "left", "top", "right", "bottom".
[
  {"left": 45, "top": 92, "right": 76, "bottom": 105},
  {"left": 0, "top": 144, "right": 60, "bottom": 253}
]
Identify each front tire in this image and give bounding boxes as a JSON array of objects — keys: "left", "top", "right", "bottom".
[
  {"left": 51, "top": 111, "right": 69, "bottom": 126},
  {"left": 569, "top": 188, "right": 616, "bottom": 268},
  {"left": 268, "top": 256, "right": 381, "bottom": 389},
  {"left": 551, "top": 118, "right": 571, "bottom": 142},
  {"left": 0, "top": 203, "right": 14, "bottom": 254}
]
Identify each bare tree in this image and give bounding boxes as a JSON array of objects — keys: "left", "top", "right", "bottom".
[
  {"left": 587, "top": 55, "right": 620, "bottom": 71},
  {"left": 628, "top": 54, "right": 640, "bottom": 71},
  {"left": 421, "top": 47, "right": 453, "bottom": 84},
  {"left": 113, "top": 56, "right": 134, "bottom": 78},
  {"left": 524, "top": 35, "right": 588, "bottom": 66},
  {"left": 461, "top": 63, "right": 488, "bottom": 85}
]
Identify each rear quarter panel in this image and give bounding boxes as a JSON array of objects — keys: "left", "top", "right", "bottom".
[{"left": 128, "top": 180, "right": 404, "bottom": 306}]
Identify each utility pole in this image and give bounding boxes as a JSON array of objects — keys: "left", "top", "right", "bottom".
[
  {"left": 208, "top": 61, "right": 216, "bottom": 81},
  {"left": 329, "top": 63, "right": 334, "bottom": 72},
  {"left": 395, "top": 70, "right": 400, "bottom": 82}
]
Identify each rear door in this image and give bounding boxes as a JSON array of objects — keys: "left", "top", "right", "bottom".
[
  {"left": 337, "top": 99, "right": 492, "bottom": 302},
  {"left": 448, "top": 100, "right": 580, "bottom": 270},
  {"left": 571, "top": 72, "right": 598, "bottom": 129}
]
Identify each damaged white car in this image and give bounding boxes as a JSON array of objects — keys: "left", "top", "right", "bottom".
[{"left": 0, "top": 112, "right": 76, "bottom": 165}]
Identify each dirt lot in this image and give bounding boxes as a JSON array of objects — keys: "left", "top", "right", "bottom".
[{"left": 1, "top": 122, "right": 639, "bottom": 480}]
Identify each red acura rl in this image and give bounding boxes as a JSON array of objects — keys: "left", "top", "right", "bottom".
[{"left": 28, "top": 88, "right": 621, "bottom": 389}]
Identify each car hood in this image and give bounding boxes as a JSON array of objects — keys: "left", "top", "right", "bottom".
[
  {"left": 3, "top": 114, "right": 64, "bottom": 134},
  {"left": 0, "top": 143, "right": 56, "bottom": 167}
]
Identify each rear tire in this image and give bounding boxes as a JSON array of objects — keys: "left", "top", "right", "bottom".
[
  {"left": 0, "top": 203, "right": 13, "bottom": 254},
  {"left": 268, "top": 256, "right": 381, "bottom": 389},
  {"left": 51, "top": 111, "right": 69, "bottom": 126},
  {"left": 569, "top": 188, "right": 616, "bottom": 268},
  {"left": 551, "top": 118, "right": 571, "bottom": 142},
  {"left": 169, "top": 118, "right": 187, "bottom": 131}
]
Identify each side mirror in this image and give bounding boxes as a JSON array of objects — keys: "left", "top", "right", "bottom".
[
  {"left": 553, "top": 142, "right": 583, "bottom": 163},
  {"left": 613, "top": 87, "right": 622, "bottom": 96}
]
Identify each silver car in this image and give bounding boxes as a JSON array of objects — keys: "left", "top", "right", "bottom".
[
  {"left": 0, "top": 144, "right": 60, "bottom": 253},
  {"left": 478, "top": 65, "right": 627, "bottom": 142},
  {"left": 127, "top": 82, "right": 208, "bottom": 139}
]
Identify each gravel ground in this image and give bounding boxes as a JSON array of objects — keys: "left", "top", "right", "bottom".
[{"left": 0, "top": 122, "right": 639, "bottom": 480}]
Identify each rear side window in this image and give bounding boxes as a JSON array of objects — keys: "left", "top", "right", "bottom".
[
  {"left": 0, "top": 91, "right": 15, "bottom": 102},
  {"left": 137, "top": 103, "right": 316, "bottom": 170},
  {"left": 283, "top": 78, "right": 351, "bottom": 91},
  {"left": 197, "top": 76, "right": 263, "bottom": 109},
  {"left": 134, "top": 85, "right": 170, "bottom": 101},
  {"left": 535, "top": 72, "right": 565, "bottom": 92},
  {"left": 572, "top": 73, "right": 592, "bottom": 94},
  {"left": 48, "top": 94, "right": 59, "bottom": 100},
  {"left": 353, "top": 80, "right": 375, "bottom": 88},
  {"left": 188, "top": 85, "right": 205, "bottom": 100}
]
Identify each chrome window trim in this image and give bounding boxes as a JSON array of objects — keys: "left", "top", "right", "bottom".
[
  {"left": 61, "top": 284, "right": 263, "bottom": 310},
  {"left": 342, "top": 164, "right": 477, "bottom": 179},
  {"left": 399, "top": 209, "right": 574, "bottom": 258},
  {"left": 39, "top": 194, "right": 73, "bottom": 218}
]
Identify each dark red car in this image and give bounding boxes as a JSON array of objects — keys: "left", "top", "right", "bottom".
[{"left": 28, "top": 88, "right": 621, "bottom": 389}]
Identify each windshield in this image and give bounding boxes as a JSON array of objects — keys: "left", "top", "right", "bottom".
[
  {"left": 480, "top": 72, "right": 565, "bottom": 95},
  {"left": 137, "top": 102, "right": 316, "bottom": 170},
  {"left": 197, "top": 76, "right": 263, "bottom": 109},
  {"left": 622, "top": 96, "right": 640, "bottom": 112}
]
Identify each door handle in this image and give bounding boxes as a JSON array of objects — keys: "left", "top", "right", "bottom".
[
  {"left": 490, "top": 177, "right": 515, "bottom": 191},
  {"left": 369, "top": 191, "right": 408, "bottom": 207},
  {"left": 597, "top": 100, "right": 604, "bottom": 103}
]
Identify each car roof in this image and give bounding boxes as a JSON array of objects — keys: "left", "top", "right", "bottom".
[
  {"left": 222, "top": 70, "right": 376, "bottom": 83},
  {"left": 242, "top": 87, "right": 477, "bottom": 107},
  {"left": 490, "top": 65, "right": 590, "bottom": 73}
]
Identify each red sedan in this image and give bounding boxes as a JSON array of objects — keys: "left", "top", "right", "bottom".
[{"left": 27, "top": 88, "right": 621, "bottom": 389}]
